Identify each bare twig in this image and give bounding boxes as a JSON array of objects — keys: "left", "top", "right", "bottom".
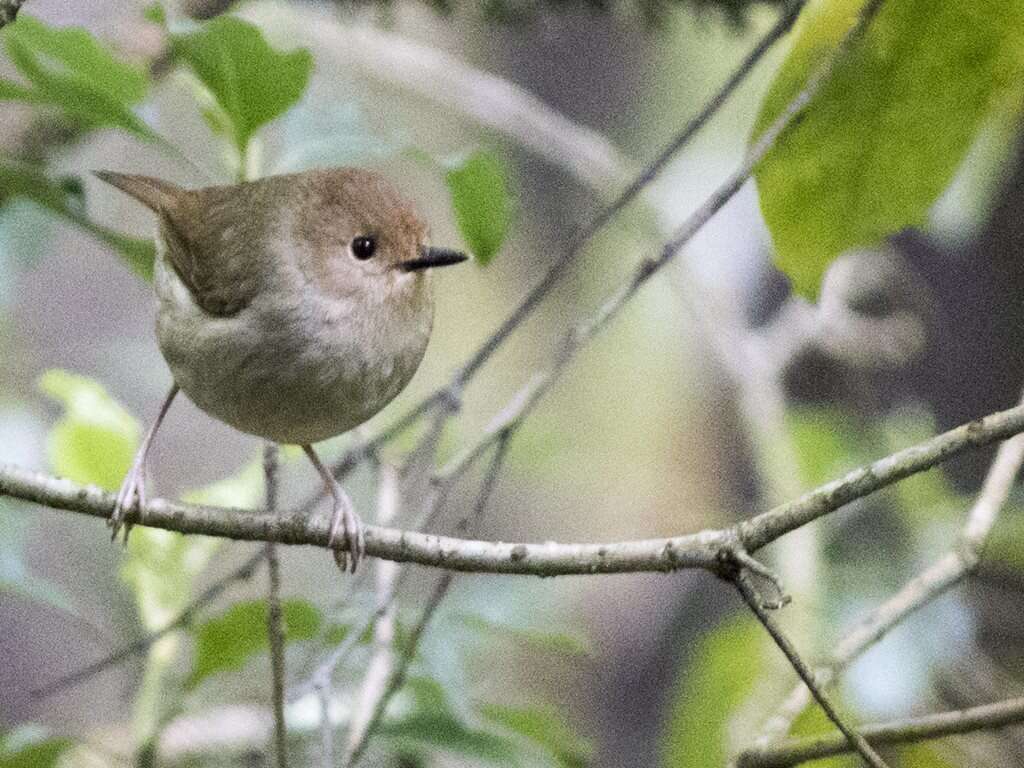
[
  {"left": 343, "top": 463, "right": 401, "bottom": 762},
  {"left": 343, "top": 434, "right": 512, "bottom": 766},
  {"left": 737, "top": 697, "right": 1024, "bottom": 768},
  {"left": 5, "top": 400, "right": 1024, "bottom": 573},
  {"left": 264, "top": 445, "right": 288, "bottom": 768},
  {"left": 734, "top": 569, "right": 891, "bottom": 768},
  {"left": 31, "top": 548, "right": 267, "bottom": 699},
  {"left": 284, "top": 0, "right": 805, "bottom": 502},
  {"left": 746, "top": 394, "right": 1024, "bottom": 753}
]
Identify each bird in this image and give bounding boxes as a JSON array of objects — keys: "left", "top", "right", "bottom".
[{"left": 95, "top": 167, "right": 468, "bottom": 571}]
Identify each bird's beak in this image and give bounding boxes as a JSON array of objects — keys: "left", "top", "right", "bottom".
[{"left": 400, "top": 246, "right": 469, "bottom": 272}]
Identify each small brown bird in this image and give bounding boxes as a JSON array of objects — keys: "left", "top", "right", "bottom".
[{"left": 96, "top": 167, "right": 468, "bottom": 570}]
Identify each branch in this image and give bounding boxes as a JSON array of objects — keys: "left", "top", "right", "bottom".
[
  {"left": 4, "top": 403, "right": 1024, "bottom": 575},
  {"left": 343, "top": 463, "right": 400, "bottom": 762},
  {"left": 745, "top": 394, "right": 1024, "bottom": 752},
  {"left": 734, "top": 570, "right": 890, "bottom": 768},
  {"left": 737, "top": 697, "right": 1024, "bottom": 768},
  {"left": 273, "top": 0, "right": 805, "bottom": 503},
  {"left": 342, "top": 434, "right": 511, "bottom": 765},
  {"left": 31, "top": 548, "right": 267, "bottom": 699},
  {"left": 263, "top": 445, "right": 288, "bottom": 768}
]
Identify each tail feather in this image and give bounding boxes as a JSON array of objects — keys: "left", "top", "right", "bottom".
[{"left": 93, "top": 171, "right": 184, "bottom": 213}]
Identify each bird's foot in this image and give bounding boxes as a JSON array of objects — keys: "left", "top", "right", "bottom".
[
  {"left": 327, "top": 487, "right": 365, "bottom": 573},
  {"left": 110, "top": 463, "right": 146, "bottom": 545}
]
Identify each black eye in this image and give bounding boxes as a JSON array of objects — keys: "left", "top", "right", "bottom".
[{"left": 351, "top": 235, "right": 377, "bottom": 260}]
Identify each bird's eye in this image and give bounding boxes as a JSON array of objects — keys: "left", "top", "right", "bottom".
[{"left": 351, "top": 235, "right": 377, "bottom": 260}]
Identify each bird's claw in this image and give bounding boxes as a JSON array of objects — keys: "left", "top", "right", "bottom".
[
  {"left": 110, "top": 465, "right": 146, "bottom": 545},
  {"left": 328, "top": 499, "right": 365, "bottom": 574}
]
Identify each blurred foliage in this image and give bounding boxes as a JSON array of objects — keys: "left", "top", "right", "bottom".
[
  {"left": 754, "top": 0, "right": 1024, "bottom": 297},
  {"left": 457, "top": 611, "right": 591, "bottom": 657},
  {"left": 170, "top": 16, "right": 312, "bottom": 159},
  {"left": 0, "top": 160, "right": 155, "bottom": 278},
  {"left": 479, "top": 703, "right": 593, "bottom": 768},
  {"left": 660, "top": 614, "right": 769, "bottom": 767},
  {"left": 0, "top": 727, "right": 72, "bottom": 768},
  {"left": 339, "top": 0, "right": 788, "bottom": 27},
  {"left": 39, "top": 369, "right": 140, "bottom": 491},
  {"left": 0, "top": 15, "right": 153, "bottom": 137},
  {"left": 445, "top": 149, "right": 514, "bottom": 266},
  {"left": 380, "top": 677, "right": 521, "bottom": 762},
  {"left": 189, "top": 598, "right": 321, "bottom": 688},
  {"left": 790, "top": 700, "right": 959, "bottom": 767}
]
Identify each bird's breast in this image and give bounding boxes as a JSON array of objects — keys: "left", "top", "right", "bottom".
[{"left": 153, "top": 251, "right": 434, "bottom": 444}]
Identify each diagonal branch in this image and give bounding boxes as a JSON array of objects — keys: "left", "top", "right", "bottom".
[
  {"left": 734, "top": 570, "right": 891, "bottom": 768},
  {"left": 4, "top": 401, "right": 1024, "bottom": 576},
  {"left": 737, "top": 697, "right": 1024, "bottom": 768},
  {"left": 745, "top": 395, "right": 1024, "bottom": 755}
]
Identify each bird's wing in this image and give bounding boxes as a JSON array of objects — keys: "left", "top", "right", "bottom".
[{"left": 158, "top": 181, "right": 277, "bottom": 317}]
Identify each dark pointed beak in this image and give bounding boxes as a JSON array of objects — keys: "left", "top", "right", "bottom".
[{"left": 400, "top": 246, "right": 468, "bottom": 272}]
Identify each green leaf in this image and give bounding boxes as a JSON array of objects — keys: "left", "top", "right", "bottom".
[
  {"left": 171, "top": 16, "right": 313, "bottom": 154},
  {"left": 1, "top": 15, "right": 152, "bottom": 137},
  {"left": 660, "top": 615, "right": 768, "bottom": 768},
  {"left": 479, "top": 703, "right": 592, "bottom": 768},
  {"left": 0, "top": 726, "right": 73, "bottom": 768},
  {"left": 380, "top": 677, "right": 519, "bottom": 763},
  {"left": 753, "top": 0, "right": 1024, "bottom": 298},
  {"left": 444, "top": 149, "right": 512, "bottom": 266},
  {"left": 39, "top": 369, "right": 140, "bottom": 491},
  {"left": 189, "top": 598, "right": 322, "bottom": 688},
  {"left": 0, "top": 160, "right": 155, "bottom": 279}
]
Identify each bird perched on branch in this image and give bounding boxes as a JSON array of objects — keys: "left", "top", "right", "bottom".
[{"left": 96, "top": 167, "right": 468, "bottom": 570}]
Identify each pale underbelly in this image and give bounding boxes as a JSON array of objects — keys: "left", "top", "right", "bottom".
[{"left": 154, "top": 290, "right": 430, "bottom": 446}]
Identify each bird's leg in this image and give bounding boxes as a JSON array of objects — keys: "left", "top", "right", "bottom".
[
  {"left": 110, "top": 384, "right": 179, "bottom": 544},
  {"left": 302, "top": 444, "right": 365, "bottom": 573}
]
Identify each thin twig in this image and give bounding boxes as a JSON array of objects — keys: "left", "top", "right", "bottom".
[
  {"left": 410, "top": 0, "right": 875, "bottom": 492},
  {"left": 343, "top": 463, "right": 401, "bottom": 762},
  {"left": 264, "top": 445, "right": 288, "bottom": 768},
  {"left": 316, "top": 680, "right": 334, "bottom": 768},
  {"left": 288, "top": 0, "right": 804, "bottom": 498},
  {"left": 737, "top": 697, "right": 1024, "bottom": 768},
  {"left": 343, "top": 435, "right": 512, "bottom": 766},
  {"left": 31, "top": 548, "right": 267, "bottom": 699},
  {"left": 6, "top": 400, "right": 1024, "bottom": 574},
  {"left": 734, "top": 570, "right": 891, "bottom": 768},
  {"left": 747, "top": 394, "right": 1024, "bottom": 752}
]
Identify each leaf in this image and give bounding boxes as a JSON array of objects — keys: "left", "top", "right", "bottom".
[
  {"left": 189, "top": 598, "right": 322, "bottom": 688},
  {"left": 0, "top": 160, "right": 155, "bottom": 279},
  {"left": 171, "top": 17, "right": 313, "bottom": 153},
  {"left": 479, "top": 703, "right": 592, "bottom": 768},
  {"left": 659, "top": 615, "right": 768, "bottom": 768},
  {"left": 753, "top": 0, "right": 1024, "bottom": 298},
  {"left": 379, "top": 677, "right": 519, "bottom": 764},
  {"left": 0, "top": 726, "right": 72, "bottom": 768},
  {"left": 39, "top": 369, "right": 140, "bottom": 491},
  {"left": 1, "top": 15, "right": 153, "bottom": 137},
  {"left": 444, "top": 149, "right": 512, "bottom": 266}
]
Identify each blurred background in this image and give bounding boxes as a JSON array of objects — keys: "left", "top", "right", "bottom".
[{"left": 2, "top": 0, "right": 1024, "bottom": 766}]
